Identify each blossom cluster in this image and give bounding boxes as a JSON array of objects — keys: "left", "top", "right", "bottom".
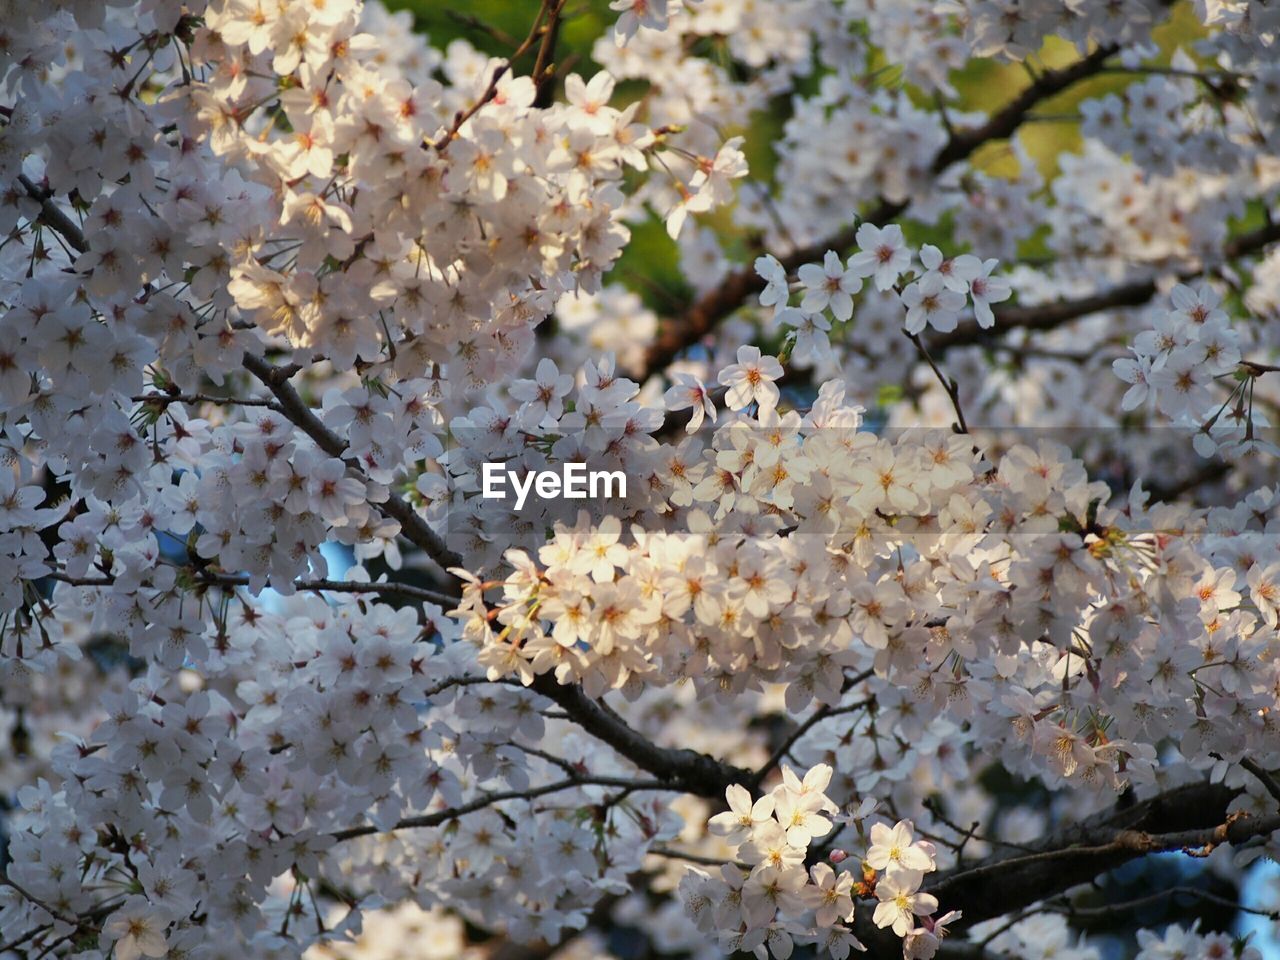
[
  {"left": 680, "top": 767, "right": 954, "bottom": 960},
  {"left": 455, "top": 343, "right": 1280, "bottom": 799},
  {"left": 1113, "top": 282, "right": 1276, "bottom": 458},
  {"left": 2, "top": 0, "right": 1280, "bottom": 959},
  {"left": 754, "top": 231, "right": 1011, "bottom": 375},
  {"left": 1, "top": 596, "right": 701, "bottom": 954}
]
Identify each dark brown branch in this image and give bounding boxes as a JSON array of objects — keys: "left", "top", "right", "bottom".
[
  {"left": 1056, "top": 884, "right": 1280, "bottom": 923},
  {"left": 132, "top": 392, "right": 283, "bottom": 411},
  {"left": 751, "top": 697, "right": 873, "bottom": 790},
  {"left": 926, "top": 779, "right": 1280, "bottom": 931},
  {"left": 19, "top": 145, "right": 757, "bottom": 817},
  {"left": 839, "top": 779, "right": 1280, "bottom": 956},
  {"left": 648, "top": 847, "right": 751, "bottom": 869},
  {"left": 1240, "top": 758, "right": 1280, "bottom": 805},
  {"left": 528, "top": 674, "right": 753, "bottom": 798},
  {"left": 928, "top": 219, "right": 1280, "bottom": 354},
  {"left": 20, "top": 173, "right": 474, "bottom": 585},
  {"left": 0, "top": 922, "right": 52, "bottom": 955},
  {"left": 18, "top": 171, "right": 465, "bottom": 576},
  {"left": 637, "top": 43, "right": 1121, "bottom": 380},
  {"left": 444, "top": 10, "right": 521, "bottom": 48},
  {"left": 908, "top": 331, "right": 968, "bottom": 433},
  {"left": 242, "top": 354, "right": 464, "bottom": 572},
  {"left": 330, "top": 775, "right": 671, "bottom": 842},
  {"left": 43, "top": 569, "right": 459, "bottom": 609},
  {"left": 931, "top": 43, "right": 1118, "bottom": 173},
  {"left": 18, "top": 175, "right": 87, "bottom": 254},
  {"left": 532, "top": 0, "right": 566, "bottom": 108},
  {"left": 0, "top": 873, "right": 80, "bottom": 928}
]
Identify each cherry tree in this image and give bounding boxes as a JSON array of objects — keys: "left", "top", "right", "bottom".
[{"left": 2, "top": 0, "right": 1280, "bottom": 958}]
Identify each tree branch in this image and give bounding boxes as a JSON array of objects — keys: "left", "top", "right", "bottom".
[
  {"left": 531, "top": 0, "right": 566, "bottom": 108},
  {"left": 0, "top": 874, "right": 79, "bottom": 929},
  {"left": 18, "top": 166, "right": 758, "bottom": 816},
  {"left": 241, "top": 354, "right": 464, "bottom": 573},
  {"left": 751, "top": 697, "right": 873, "bottom": 790},
  {"left": 908, "top": 331, "right": 968, "bottom": 433},
  {"left": 330, "top": 775, "right": 671, "bottom": 842},
  {"left": 927, "top": 219, "right": 1280, "bottom": 354},
  {"left": 528, "top": 674, "right": 753, "bottom": 798},
  {"left": 1239, "top": 758, "right": 1280, "bottom": 806},
  {"left": 931, "top": 43, "right": 1118, "bottom": 173},
  {"left": 428, "top": 0, "right": 556, "bottom": 150},
  {"left": 16, "top": 171, "right": 465, "bottom": 578},
  {"left": 638, "top": 43, "right": 1121, "bottom": 380},
  {"left": 1055, "top": 884, "right": 1280, "bottom": 923},
  {"left": 18, "top": 175, "right": 87, "bottom": 253},
  {"left": 132, "top": 391, "right": 283, "bottom": 411},
  {"left": 926, "top": 779, "right": 1280, "bottom": 931},
  {"left": 834, "top": 779, "right": 1280, "bottom": 957},
  {"left": 43, "top": 569, "right": 459, "bottom": 609}
]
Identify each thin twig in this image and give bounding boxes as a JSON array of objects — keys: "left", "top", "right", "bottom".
[
  {"left": 1056, "top": 884, "right": 1280, "bottom": 922},
  {"left": 330, "top": 775, "right": 672, "bottom": 842},
  {"left": 531, "top": 0, "right": 567, "bottom": 105},
  {"left": 752, "top": 698, "right": 874, "bottom": 789},
  {"left": 444, "top": 10, "right": 521, "bottom": 47},
  {"left": 43, "top": 570, "right": 459, "bottom": 609},
  {"left": 927, "top": 220, "right": 1280, "bottom": 355},
  {"left": 528, "top": 673, "right": 754, "bottom": 798},
  {"left": 908, "top": 331, "right": 969, "bottom": 433},
  {"left": 639, "top": 42, "right": 1123, "bottom": 379},
  {"left": 649, "top": 847, "right": 751, "bottom": 869},
  {"left": 131, "top": 392, "right": 284, "bottom": 411},
  {"left": 428, "top": 0, "right": 556, "bottom": 150}
]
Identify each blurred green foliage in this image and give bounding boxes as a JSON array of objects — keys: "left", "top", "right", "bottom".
[{"left": 388, "top": 0, "right": 611, "bottom": 67}]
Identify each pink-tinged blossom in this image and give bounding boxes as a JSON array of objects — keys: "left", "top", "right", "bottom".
[
  {"left": 850, "top": 223, "right": 912, "bottom": 291},
  {"left": 718, "top": 345, "right": 785, "bottom": 417}
]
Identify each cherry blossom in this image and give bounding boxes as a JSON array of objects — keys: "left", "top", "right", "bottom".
[
  {"left": 850, "top": 224, "right": 913, "bottom": 292},
  {"left": 100, "top": 897, "right": 170, "bottom": 960},
  {"left": 663, "top": 371, "right": 718, "bottom": 433},
  {"left": 873, "top": 867, "right": 939, "bottom": 938},
  {"left": 718, "top": 345, "right": 785, "bottom": 417},
  {"left": 1, "top": 2, "right": 1280, "bottom": 960},
  {"left": 798, "top": 251, "right": 863, "bottom": 321}
]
